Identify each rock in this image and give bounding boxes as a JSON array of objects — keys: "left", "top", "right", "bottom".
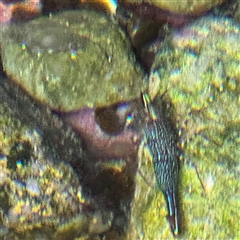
[
  {"left": 0, "top": 105, "right": 93, "bottom": 239},
  {"left": 0, "top": 74, "right": 132, "bottom": 239},
  {"left": 123, "top": 0, "right": 225, "bottom": 15},
  {"left": 233, "top": 1, "right": 240, "bottom": 24},
  {"left": 142, "top": 16, "right": 240, "bottom": 238},
  {"left": 1, "top": 9, "right": 146, "bottom": 111}
]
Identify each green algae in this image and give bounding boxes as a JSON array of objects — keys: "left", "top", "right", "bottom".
[
  {"left": 0, "top": 74, "right": 135, "bottom": 239},
  {"left": 1, "top": 10, "right": 146, "bottom": 111},
  {"left": 0, "top": 75, "right": 121, "bottom": 239},
  {"left": 137, "top": 16, "right": 240, "bottom": 239},
  {"left": 1, "top": 9, "right": 240, "bottom": 240}
]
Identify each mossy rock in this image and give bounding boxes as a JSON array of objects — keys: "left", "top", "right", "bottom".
[
  {"left": 1, "top": 10, "right": 146, "bottom": 111},
  {"left": 139, "top": 16, "right": 240, "bottom": 239}
]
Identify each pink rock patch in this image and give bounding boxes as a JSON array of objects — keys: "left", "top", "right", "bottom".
[{"left": 61, "top": 107, "right": 141, "bottom": 161}]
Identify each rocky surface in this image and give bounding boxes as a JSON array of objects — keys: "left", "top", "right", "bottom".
[
  {"left": 0, "top": 74, "right": 107, "bottom": 239},
  {"left": 1, "top": 9, "right": 146, "bottom": 111},
  {"left": 122, "top": 0, "right": 225, "bottom": 15},
  {"left": 0, "top": 2, "right": 240, "bottom": 240},
  {"left": 144, "top": 15, "right": 240, "bottom": 239}
]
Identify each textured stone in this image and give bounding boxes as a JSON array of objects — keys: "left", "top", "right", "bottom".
[
  {"left": 0, "top": 75, "right": 131, "bottom": 239},
  {"left": 139, "top": 16, "right": 240, "bottom": 239},
  {"left": 1, "top": 10, "right": 146, "bottom": 111},
  {"left": 124, "top": 0, "right": 225, "bottom": 15}
]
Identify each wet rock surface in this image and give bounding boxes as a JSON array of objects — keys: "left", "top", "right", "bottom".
[
  {"left": 0, "top": 8, "right": 148, "bottom": 239},
  {"left": 145, "top": 15, "right": 240, "bottom": 239},
  {"left": 1, "top": 9, "right": 146, "bottom": 111},
  {"left": 148, "top": 0, "right": 225, "bottom": 15},
  {"left": 0, "top": 2, "right": 240, "bottom": 240},
  {"left": 0, "top": 73, "right": 136, "bottom": 239}
]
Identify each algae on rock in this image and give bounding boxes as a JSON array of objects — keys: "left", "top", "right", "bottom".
[
  {"left": 0, "top": 77, "right": 116, "bottom": 240},
  {"left": 1, "top": 10, "right": 146, "bottom": 111},
  {"left": 137, "top": 16, "right": 240, "bottom": 239}
]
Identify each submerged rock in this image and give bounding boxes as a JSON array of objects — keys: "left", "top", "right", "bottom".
[
  {"left": 0, "top": 116, "right": 105, "bottom": 239},
  {"left": 1, "top": 9, "right": 146, "bottom": 111},
  {"left": 0, "top": 74, "right": 134, "bottom": 239},
  {"left": 1, "top": 8, "right": 172, "bottom": 239},
  {"left": 141, "top": 16, "right": 240, "bottom": 239},
  {"left": 2, "top": 5, "right": 239, "bottom": 239},
  {"left": 123, "top": 0, "right": 225, "bottom": 15}
]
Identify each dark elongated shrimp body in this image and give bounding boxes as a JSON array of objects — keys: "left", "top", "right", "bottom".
[{"left": 142, "top": 94, "right": 180, "bottom": 236}]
